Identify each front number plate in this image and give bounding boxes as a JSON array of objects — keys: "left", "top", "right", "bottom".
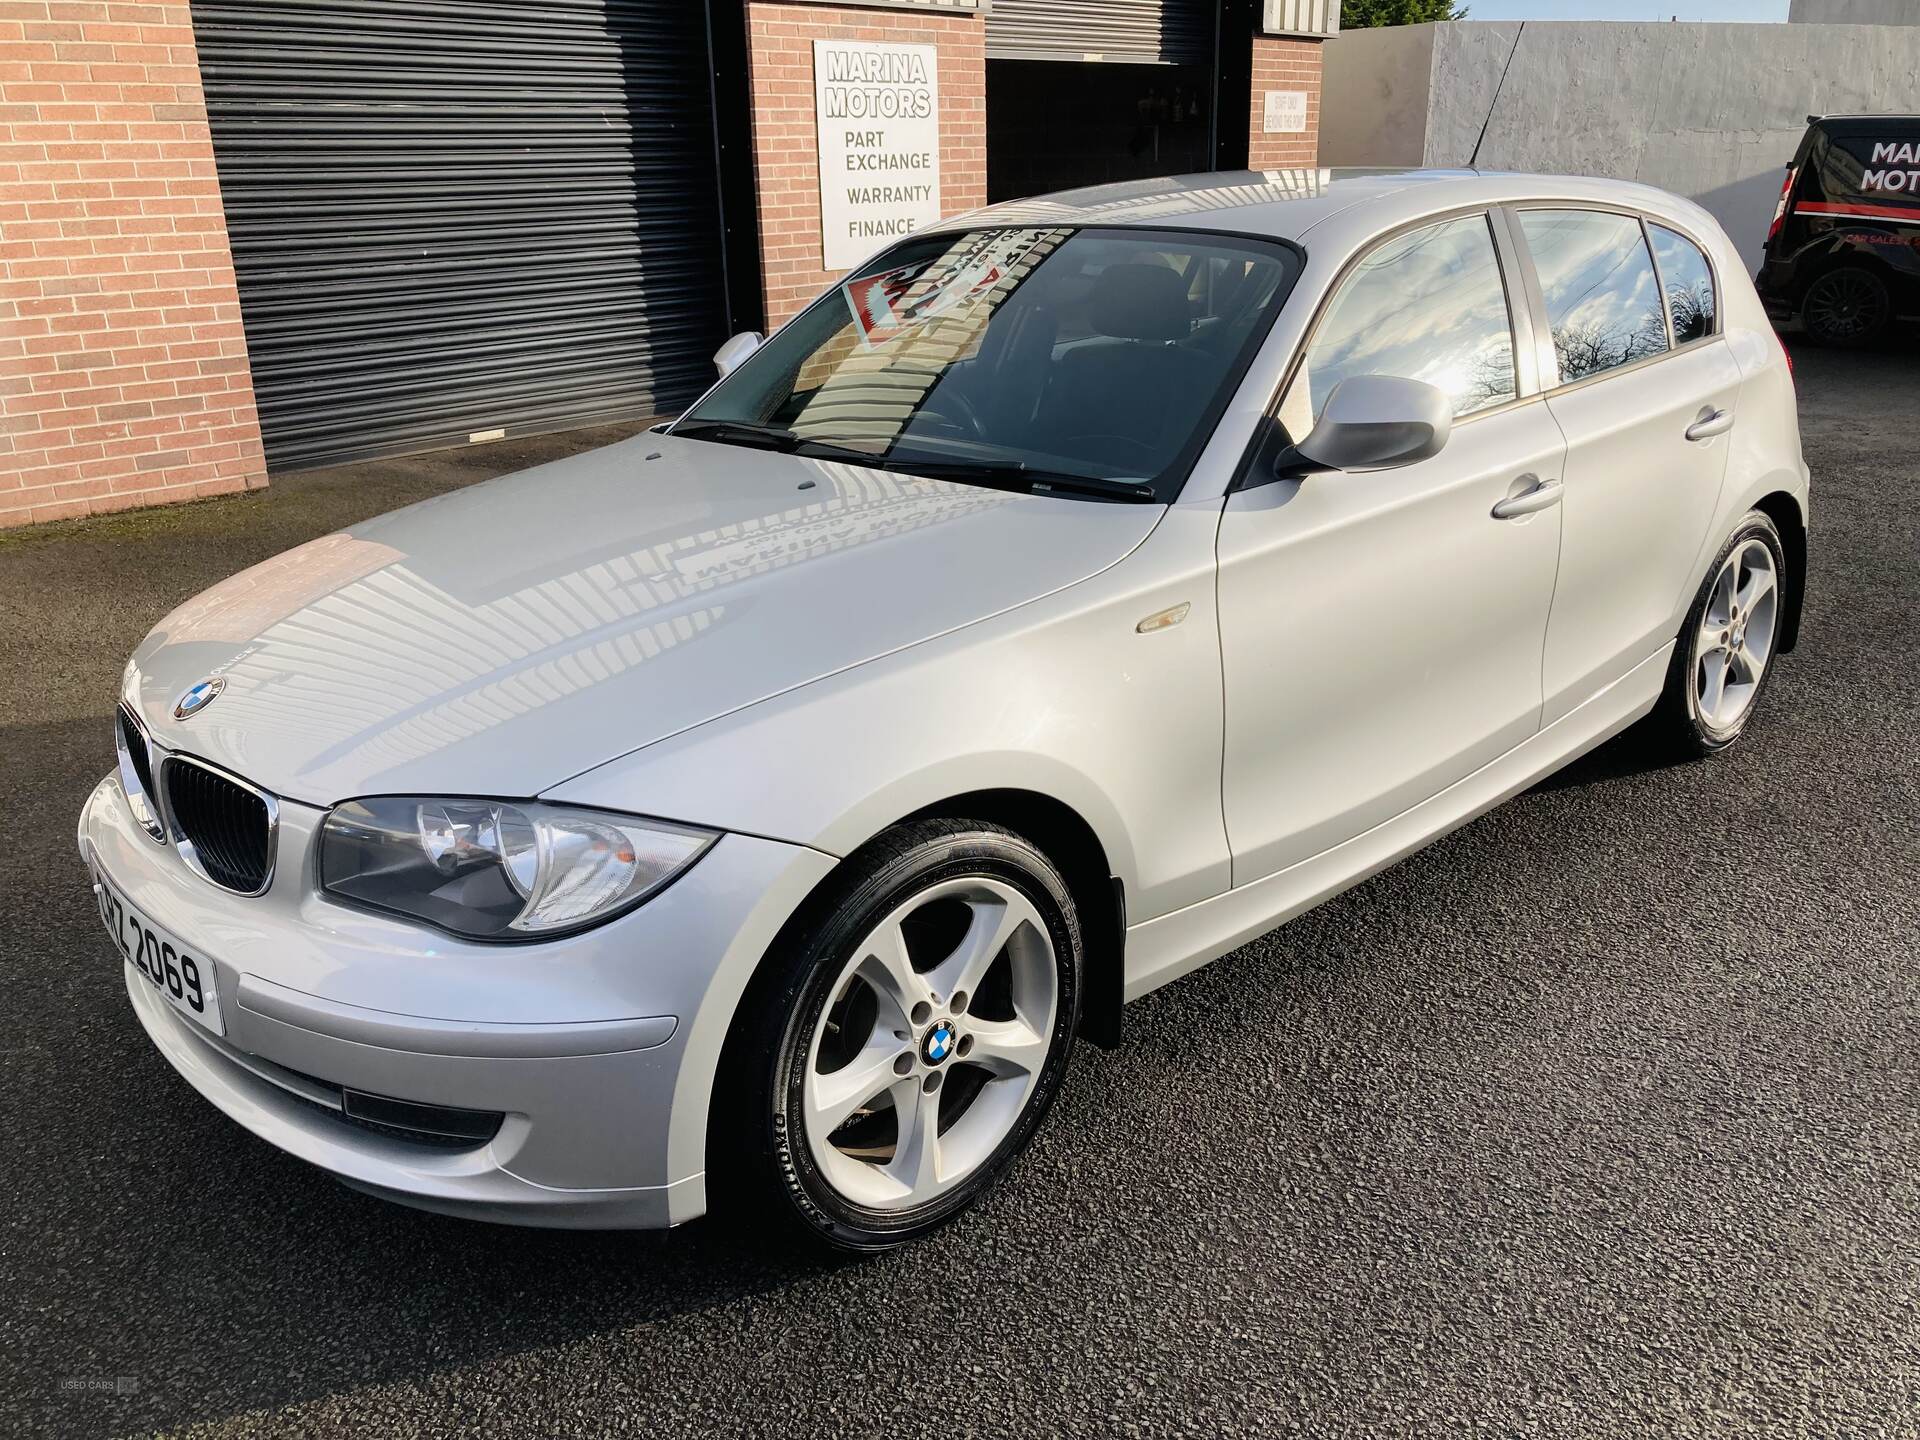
[{"left": 91, "top": 863, "right": 225, "bottom": 1036}]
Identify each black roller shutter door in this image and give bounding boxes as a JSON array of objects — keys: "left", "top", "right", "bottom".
[
  {"left": 986, "top": 0, "right": 1215, "bottom": 65},
  {"left": 192, "top": 0, "right": 729, "bottom": 472}
]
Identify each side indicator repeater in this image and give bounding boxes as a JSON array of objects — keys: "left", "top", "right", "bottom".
[{"left": 1136, "top": 603, "right": 1191, "bottom": 634}]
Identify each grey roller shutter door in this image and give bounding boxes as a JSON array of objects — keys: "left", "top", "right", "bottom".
[
  {"left": 985, "top": 0, "right": 1215, "bottom": 65},
  {"left": 191, "top": 0, "right": 728, "bottom": 472}
]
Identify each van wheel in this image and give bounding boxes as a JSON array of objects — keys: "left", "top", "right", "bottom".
[
  {"left": 1802, "top": 267, "right": 1891, "bottom": 347},
  {"left": 713, "top": 819, "right": 1082, "bottom": 1252},
  {"left": 1645, "top": 511, "right": 1787, "bottom": 758}
]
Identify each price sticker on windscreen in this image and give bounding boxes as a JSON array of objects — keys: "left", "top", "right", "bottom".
[{"left": 841, "top": 231, "right": 1047, "bottom": 349}]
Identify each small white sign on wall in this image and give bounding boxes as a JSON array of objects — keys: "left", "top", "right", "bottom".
[
  {"left": 1264, "top": 90, "right": 1308, "bottom": 135},
  {"left": 813, "top": 40, "right": 942, "bottom": 272}
]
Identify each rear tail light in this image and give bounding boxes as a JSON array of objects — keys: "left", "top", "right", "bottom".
[{"left": 1767, "top": 165, "right": 1799, "bottom": 242}]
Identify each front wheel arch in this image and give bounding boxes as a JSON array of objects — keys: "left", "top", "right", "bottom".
[
  {"left": 706, "top": 816, "right": 1087, "bottom": 1248},
  {"left": 725, "top": 788, "right": 1124, "bottom": 1071},
  {"left": 897, "top": 789, "right": 1124, "bottom": 1050}
]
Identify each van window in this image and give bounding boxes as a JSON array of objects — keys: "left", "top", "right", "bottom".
[
  {"left": 1291, "top": 214, "right": 1517, "bottom": 426},
  {"left": 1821, "top": 133, "right": 1920, "bottom": 206},
  {"left": 1519, "top": 210, "right": 1669, "bottom": 385},
  {"left": 1649, "top": 225, "right": 1716, "bottom": 344}
]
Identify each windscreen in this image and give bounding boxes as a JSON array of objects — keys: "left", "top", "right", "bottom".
[{"left": 676, "top": 226, "right": 1300, "bottom": 502}]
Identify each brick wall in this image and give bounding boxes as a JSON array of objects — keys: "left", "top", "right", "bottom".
[
  {"left": 0, "top": 0, "right": 266, "bottom": 528},
  {"left": 745, "top": 0, "right": 986, "bottom": 328},
  {"left": 1247, "top": 34, "right": 1323, "bottom": 170}
]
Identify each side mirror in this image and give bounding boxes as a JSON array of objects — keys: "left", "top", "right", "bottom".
[
  {"left": 1284, "top": 375, "right": 1453, "bottom": 475},
  {"left": 713, "top": 331, "right": 764, "bottom": 379}
]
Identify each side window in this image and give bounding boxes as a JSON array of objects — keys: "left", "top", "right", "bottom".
[
  {"left": 1649, "top": 224, "right": 1716, "bottom": 344},
  {"left": 1289, "top": 214, "right": 1517, "bottom": 430},
  {"left": 1519, "top": 210, "right": 1669, "bottom": 385}
]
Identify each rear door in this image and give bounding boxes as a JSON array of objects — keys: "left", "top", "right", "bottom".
[{"left": 1513, "top": 208, "right": 1743, "bottom": 723}]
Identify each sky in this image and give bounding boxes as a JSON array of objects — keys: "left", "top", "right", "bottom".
[{"left": 1463, "top": 0, "right": 1790, "bottom": 18}]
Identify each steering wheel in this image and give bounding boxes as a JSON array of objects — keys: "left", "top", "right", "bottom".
[
  {"left": 1059, "top": 433, "right": 1159, "bottom": 470},
  {"left": 909, "top": 387, "right": 986, "bottom": 441}
]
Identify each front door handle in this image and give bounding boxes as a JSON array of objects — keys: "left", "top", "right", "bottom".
[
  {"left": 1490, "top": 476, "right": 1563, "bottom": 520},
  {"left": 1685, "top": 407, "right": 1734, "bottom": 441}
]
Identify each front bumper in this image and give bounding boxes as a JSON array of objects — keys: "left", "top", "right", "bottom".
[{"left": 79, "top": 775, "right": 837, "bottom": 1228}]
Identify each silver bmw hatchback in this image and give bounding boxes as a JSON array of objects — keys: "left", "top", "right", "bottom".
[{"left": 81, "top": 170, "right": 1810, "bottom": 1251}]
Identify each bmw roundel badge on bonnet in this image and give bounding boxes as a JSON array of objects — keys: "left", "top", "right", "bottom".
[{"left": 172, "top": 677, "right": 226, "bottom": 720}]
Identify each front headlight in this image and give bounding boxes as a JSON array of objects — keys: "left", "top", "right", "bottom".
[{"left": 319, "top": 797, "right": 717, "bottom": 940}]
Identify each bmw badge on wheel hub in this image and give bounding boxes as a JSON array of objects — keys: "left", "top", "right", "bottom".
[{"left": 921, "top": 1020, "right": 956, "bottom": 1066}]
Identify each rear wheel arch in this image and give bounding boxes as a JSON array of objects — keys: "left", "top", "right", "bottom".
[
  {"left": 1793, "top": 246, "right": 1896, "bottom": 304},
  {"left": 1753, "top": 490, "right": 1807, "bottom": 653},
  {"left": 1797, "top": 258, "right": 1895, "bottom": 345}
]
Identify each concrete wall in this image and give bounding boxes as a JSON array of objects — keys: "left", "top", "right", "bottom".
[
  {"left": 1789, "top": 0, "right": 1920, "bottom": 24},
  {"left": 1318, "top": 22, "right": 1434, "bottom": 166},
  {"left": 1322, "top": 20, "right": 1920, "bottom": 271}
]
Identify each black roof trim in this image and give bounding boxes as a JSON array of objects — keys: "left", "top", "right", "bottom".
[{"left": 1806, "top": 114, "right": 1920, "bottom": 135}]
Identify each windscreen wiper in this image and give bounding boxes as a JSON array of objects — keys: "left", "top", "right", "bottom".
[
  {"left": 671, "top": 423, "right": 1158, "bottom": 502},
  {"left": 881, "top": 458, "right": 1159, "bottom": 503},
  {"left": 673, "top": 421, "right": 891, "bottom": 470},
  {"left": 669, "top": 418, "right": 802, "bottom": 451}
]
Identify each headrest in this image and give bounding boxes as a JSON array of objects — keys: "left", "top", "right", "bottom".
[{"left": 1088, "top": 263, "right": 1192, "bottom": 343}]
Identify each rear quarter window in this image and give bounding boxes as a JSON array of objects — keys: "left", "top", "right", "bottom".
[{"left": 1649, "top": 226, "right": 1716, "bottom": 345}]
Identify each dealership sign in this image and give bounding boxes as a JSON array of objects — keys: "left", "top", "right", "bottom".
[{"left": 814, "top": 41, "right": 942, "bottom": 271}]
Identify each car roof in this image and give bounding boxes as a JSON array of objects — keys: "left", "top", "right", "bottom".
[
  {"left": 1807, "top": 114, "right": 1920, "bottom": 135},
  {"left": 938, "top": 167, "right": 1721, "bottom": 253}
]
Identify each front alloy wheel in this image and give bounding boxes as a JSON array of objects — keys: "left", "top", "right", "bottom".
[
  {"left": 801, "top": 876, "right": 1058, "bottom": 1212},
  {"left": 716, "top": 819, "right": 1081, "bottom": 1251}
]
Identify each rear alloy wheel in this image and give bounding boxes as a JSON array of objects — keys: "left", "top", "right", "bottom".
[
  {"left": 1690, "top": 536, "right": 1781, "bottom": 739},
  {"left": 716, "top": 820, "right": 1081, "bottom": 1252},
  {"left": 1647, "top": 511, "right": 1787, "bottom": 757},
  {"left": 1802, "top": 267, "right": 1891, "bottom": 348}
]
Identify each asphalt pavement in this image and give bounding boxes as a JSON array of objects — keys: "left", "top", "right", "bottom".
[{"left": 2, "top": 351, "right": 1916, "bottom": 1439}]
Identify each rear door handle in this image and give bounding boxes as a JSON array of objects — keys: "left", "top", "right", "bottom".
[
  {"left": 1685, "top": 407, "right": 1734, "bottom": 441},
  {"left": 1490, "top": 476, "right": 1563, "bottom": 520}
]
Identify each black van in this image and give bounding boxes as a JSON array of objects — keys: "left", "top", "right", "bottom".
[{"left": 1755, "top": 114, "right": 1920, "bottom": 347}]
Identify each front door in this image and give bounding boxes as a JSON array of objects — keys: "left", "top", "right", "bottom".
[{"left": 1217, "top": 212, "right": 1565, "bottom": 886}]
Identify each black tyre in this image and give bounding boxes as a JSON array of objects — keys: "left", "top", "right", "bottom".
[
  {"left": 1802, "top": 266, "right": 1891, "bottom": 348},
  {"left": 712, "top": 818, "right": 1082, "bottom": 1252},
  {"left": 1646, "top": 510, "right": 1788, "bottom": 758}
]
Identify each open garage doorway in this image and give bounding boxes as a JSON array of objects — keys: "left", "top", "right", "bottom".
[
  {"left": 987, "top": 60, "right": 1216, "bottom": 203},
  {"left": 983, "top": 0, "right": 1250, "bottom": 204}
]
